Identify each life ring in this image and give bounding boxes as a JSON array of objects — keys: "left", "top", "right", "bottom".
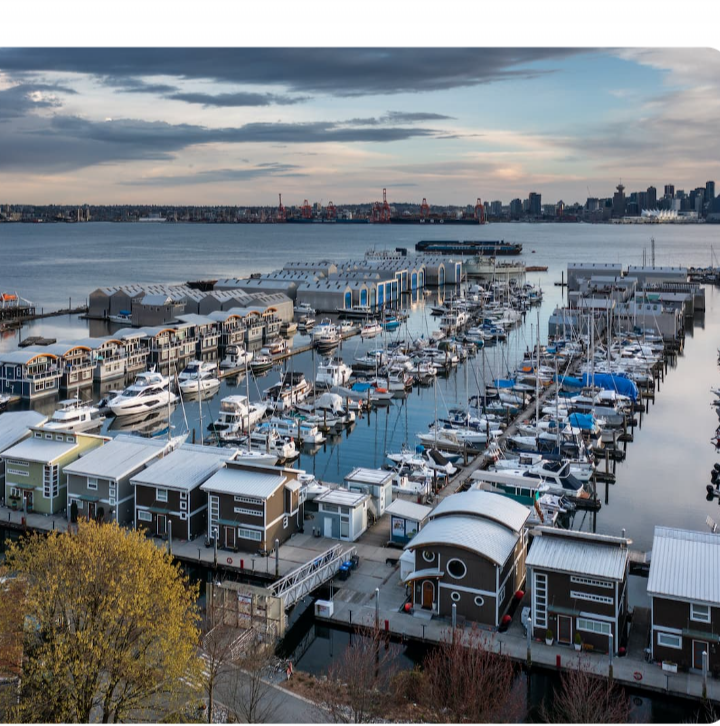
[
  {"left": 227, "top": 557, "right": 233, "bottom": 565},
  {"left": 633, "top": 671, "right": 642, "bottom": 681}
]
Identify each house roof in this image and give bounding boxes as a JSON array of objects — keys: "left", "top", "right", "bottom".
[
  {"left": 0, "top": 349, "right": 58, "bottom": 365},
  {"left": 2, "top": 434, "right": 79, "bottom": 463},
  {"left": 64, "top": 435, "right": 172, "bottom": 481},
  {"left": 200, "top": 467, "right": 286, "bottom": 499},
  {"left": 647, "top": 526, "right": 720, "bottom": 604},
  {"left": 405, "top": 515, "right": 519, "bottom": 566},
  {"left": 385, "top": 498, "right": 432, "bottom": 522},
  {"left": 429, "top": 490, "right": 530, "bottom": 533},
  {"left": 0, "top": 411, "right": 48, "bottom": 453},
  {"left": 344, "top": 467, "right": 393, "bottom": 486},
  {"left": 315, "top": 489, "right": 370, "bottom": 508},
  {"left": 131, "top": 444, "right": 235, "bottom": 491},
  {"left": 526, "top": 528, "right": 629, "bottom": 581},
  {"left": 176, "top": 314, "right": 216, "bottom": 326}
]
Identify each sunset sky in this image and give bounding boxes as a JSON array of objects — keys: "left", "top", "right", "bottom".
[{"left": 1, "top": 47, "right": 718, "bottom": 206}]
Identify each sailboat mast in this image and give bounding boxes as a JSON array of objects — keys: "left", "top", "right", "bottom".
[
  {"left": 198, "top": 372, "right": 203, "bottom": 446},
  {"left": 535, "top": 308, "right": 540, "bottom": 424}
]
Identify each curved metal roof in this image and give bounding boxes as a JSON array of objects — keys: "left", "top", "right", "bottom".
[{"left": 429, "top": 490, "right": 529, "bottom": 533}]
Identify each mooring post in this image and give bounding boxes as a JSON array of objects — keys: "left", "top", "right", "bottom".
[
  {"left": 526, "top": 617, "right": 532, "bottom": 667},
  {"left": 608, "top": 633, "right": 614, "bottom": 684},
  {"left": 375, "top": 587, "right": 380, "bottom": 629},
  {"left": 452, "top": 603, "right": 457, "bottom": 641},
  {"left": 167, "top": 519, "right": 172, "bottom": 556},
  {"left": 703, "top": 650, "right": 708, "bottom": 700},
  {"left": 275, "top": 538, "right": 280, "bottom": 577}
]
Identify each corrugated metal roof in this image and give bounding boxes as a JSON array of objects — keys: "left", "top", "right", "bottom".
[
  {"left": 64, "top": 435, "right": 170, "bottom": 481},
  {"left": 526, "top": 531, "right": 629, "bottom": 581},
  {"left": 315, "top": 489, "right": 370, "bottom": 507},
  {"left": 131, "top": 444, "right": 235, "bottom": 491},
  {"left": 647, "top": 526, "right": 720, "bottom": 604},
  {"left": 0, "top": 411, "right": 48, "bottom": 453},
  {"left": 2, "top": 435, "right": 79, "bottom": 463},
  {"left": 430, "top": 490, "right": 530, "bottom": 533},
  {"left": 405, "top": 515, "right": 519, "bottom": 566},
  {"left": 345, "top": 467, "right": 393, "bottom": 485},
  {"left": 200, "top": 467, "right": 286, "bottom": 499},
  {"left": 0, "top": 349, "right": 57, "bottom": 364},
  {"left": 386, "top": 499, "right": 432, "bottom": 522}
]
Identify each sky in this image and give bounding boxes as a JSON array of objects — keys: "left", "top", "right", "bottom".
[{"left": 0, "top": 47, "right": 719, "bottom": 207}]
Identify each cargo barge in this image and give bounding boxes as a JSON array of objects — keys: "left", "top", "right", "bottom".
[{"left": 415, "top": 239, "right": 523, "bottom": 256}]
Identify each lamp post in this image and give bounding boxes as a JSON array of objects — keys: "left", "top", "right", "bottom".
[
  {"left": 608, "top": 632, "right": 614, "bottom": 683},
  {"left": 375, "top": 587, "right": 380, "bottom": 629},
  {"left": 702, "top": 650, "right": 708, "bottom": 700}
]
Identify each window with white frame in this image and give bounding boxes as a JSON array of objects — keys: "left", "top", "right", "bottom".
[
  {"left": 180, "top": 501, "right": 187, "bottom": 511},
  {"left": 180, "top": 491, "right": 187, "bottom": 500},
  {"left": 474, "top": 596, "right": 485, "bottom": 607},
  {"left": 87, "top": 477, "right": 98, "bottom": 491},
  {"left": 447, "top": 559, "right": 467, "bottom": 580},
  {"left": 690, "top": 603, "right": 711, "bottom": 623},
  {"left": 570, "top": 590, "right": 614, "bottom": 605},
  {"left": 498, "top": 585, "right": 506, "bottom": 603},
  {"left": 422, "top": 550, "right": 436, "bottom": 563},
  {"left": 577, "top": 617, "right": 611, "bottom": 635},
  {"left": 137, "top": 510, "right": 152, "bottom": 522},
  {"left": 450, "top": 591, "right": 461, "bottom": 602},
  {"left": 234, "top": 507, "right": 262, "bottom": 517},
  {"left": 283, "top": 516, "right": 289, "bottom": 529},
  {"left": 237, "top": 527, "right": 262, "bottom": 541},
  {"left": 657, "top": 632, "right": 682, "bottom": 649},
  {"left": 7, "top": 468, "right": 29, "bottom": 477},
  {"left": 180, "top": 512, "right": 187, "bottom": 520},
  {"left": 570, "top": 576, "right": 613, "bottom": 589},
  {"left": 156, "top": 488, "right": 168, "bottom": 502},
  {"left": 55, "top": 435, "right": 63, "bottom": 442}
]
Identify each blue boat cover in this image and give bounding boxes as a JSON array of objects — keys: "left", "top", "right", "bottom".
[
  {"left": 581, "top": 373, "right": 638, "bottom": 401},
  {"left": 557, "top": 375, "right": 583, "bottom": 388},
  {"left": 352, "top": 382, "right": 372, "bottom": 392},
  {"left": 568, "top": 413, "right": 596, "bottom": 430},
  {"left": 493, "top": 378, "right": 516, "bottom": 389}
]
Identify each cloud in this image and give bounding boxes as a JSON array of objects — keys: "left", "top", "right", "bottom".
[
  {"left": 165, "top": 91, "right": 309, "bottom": 107},
  {"left": 101, "top": 76, "right": 178, "bottom": 94},
  {"left": 347, "top": 111, "right": 455, "bottom": 125},
  {"left": 0, "top": 82, "right": 77, "bottom": 120},
  {"left": 125, "top": 163, "right": 306, "bottom": 186},
  {"left": 0, "top": 48, "right": 586, "bottom": 97}
]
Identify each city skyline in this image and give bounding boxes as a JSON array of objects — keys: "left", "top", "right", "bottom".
[{"left": 1, "top": 48, "right": 719, "bottom": 205}]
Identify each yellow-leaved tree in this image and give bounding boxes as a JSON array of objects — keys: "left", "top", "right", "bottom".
[{"left": 2, "top": 520, "right": 203, "bottom": 723}]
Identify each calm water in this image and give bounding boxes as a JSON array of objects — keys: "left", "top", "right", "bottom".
[{"left": 1, "top": 224, "right": 719, "bottom": 551}]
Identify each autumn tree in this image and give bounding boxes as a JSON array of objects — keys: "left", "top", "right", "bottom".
[
  {"left": 2, "top": 520, "right": 203, "bottom": 723},
  {"left": 540, "top": 656, "right": 631, "bottom": 723},
  {"left": 421, "top": 626, "right": 526, "bottom": 723},
  {"left": 315, "top": 623, "right": 399, "bottom": 723}
]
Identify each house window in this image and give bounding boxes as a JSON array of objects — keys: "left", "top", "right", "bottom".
[
  {"left": 7, "top": 468, "right": 29, "bottom": 477},
  {"left": 157, "top": 488, "right": 168, "bottom": 502},
  {"left": 180, "top": 512, "right": 187, "bottom": 521},
  {"left": 577, "top": 617, "right": 611, "bottom": 635},
  {"left": 233, "top": 507, "right": 262, "bottom": 517},
  {"left": 237, "top": 528, "right": 262, "bottom": 541},
  {"left": 180, "top": 501, "right": 187, "bottom": 511},
  {"left": 55, "top": 435, "right": 63, "bottom": 442},
  {"left": 87, "top": 477, "right": 98, "bottom": 491},
  {"left": 283, "top": 516, "right": 289, "bottom": 529},
  {"left": 422, "top": 551, "right": 436, "bottom": 563},
  {"left": 450, "top": 591, "right": 461, "bottom": 603},
  {"left": 498, "top": 585, "right": 506, "bottom": 604},
  {"left": 690, "top": 603, "right": 711, "bottom": 623},
  {"left": 570, "top": 590, "right": 614, "bottom": 605},
  {"left": 570, "top": 576, "right": 613, "bottom": 590},
  {"left": 137, "top": 510, "right": 152, "bottom": 522},
  {"left": 657, "top": 632, "right": 682, "bottom": 649},
  {"left": 180, "top": 491, "right": 187, "bottom": 500},
  {"left": 474, "top": 596, "right": 485, "bottom": 607},
  {"left": 322, "top": 503, "right": 339, "bottom": 513},
  {"left": 447, "top": 559, "right": 467, "bottom": 580},
  {"left": 234, "top": 495, "right": 261, "bottom": 505}
]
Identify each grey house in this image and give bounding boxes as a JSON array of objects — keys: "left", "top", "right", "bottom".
[
  {"left": 65, "top": 435, "right": 177, "bottom": 524},
  {"left": 344, "top": 467, "right": 393, "bottom": 520},
  {"left": 0, "top": 411, "right": 48, "bottom": 491},
  {"left": 313, "top": 488, "right": 369, "bottom": 541},
  {"left": 132, "top": 444, "right": 237, "bottom": 541}
]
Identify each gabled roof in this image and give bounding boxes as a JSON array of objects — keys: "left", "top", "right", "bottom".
[
  {"left": 647, "top": 526, "right": 720, "bottom": 604},
  {"left": 315, "top": 489, "right": 370, "bottom": 508},
  {"left": 526, "top": 528, "right": 629, "bottom": 581},
  {"left": 405, "top": 514, "right": 518, "bottom": 566},
  {"left": 2, "top": 435, "right": 79, "bottom": 463},
  {"left": 0, "top": 411, "right": 48, "bottom": 453},
  {"left": 386, "top": 498, "right": 432, "bottom": 522},
  {"left": 0, "top": 349, "right": 58, "bottom": 365},
  {"left": 345, "top": 467, "right": 393, "bottom": 486},
  {"left": 430, "top": 490, "right": 529, "bottom": 533},
  {"left": 200, "top": 467, "right": 286, "bottom": 500}
]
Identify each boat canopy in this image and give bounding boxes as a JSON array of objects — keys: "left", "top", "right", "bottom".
[
  {"left": 493, "top": 378, "right": 516, "bottom": 389},
  {"left": 568, "top": 413, "right": 597, "bottom": 430},
  {"left": 582, "top": 373, "right": 639, "bottom": 401},
  {"left": 351, "top": 382, "right": 372, "bottom": 392}
]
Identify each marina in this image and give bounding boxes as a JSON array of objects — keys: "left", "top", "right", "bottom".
[{"left": 1, "top": 223, "right": 720, "bottom": 715}]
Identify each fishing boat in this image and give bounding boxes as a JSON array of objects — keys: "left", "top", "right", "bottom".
[
  {"left": 43, "top": 398, "right": 105, "bottom": 432},
  {"left": 109, "top": 370, "right": 176, "bottom": 417}
]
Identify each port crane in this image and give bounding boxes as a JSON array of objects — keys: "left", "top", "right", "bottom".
[
  {"left": 326, "top": 201, "right": 337, "bottom": 220},
  {"left": 301, "top": 199, "right": 313, "bottom": 219},
  {"left": 474, "top": 197, "right": 486, "bottom": 224},
  {"left": 277, "top": 193, "right": 286, "bottom": 222},
  {"left": 420, "top": 197, "right": 430, "bottom": 219}
]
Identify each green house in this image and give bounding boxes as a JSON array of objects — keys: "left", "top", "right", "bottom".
[{"left": 2, "top": 427, "right": 107, "bottom": 515}]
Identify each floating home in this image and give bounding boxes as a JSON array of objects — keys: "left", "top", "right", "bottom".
[
  {"left": 0, "top": 411, "right": 48, "bottom": 490},
  {"left": 311, "top": 488, "right": 370, "bottom": 542},
  {"left": 0, "top": 349, "right": 63, "bottom": 400},
  {"left": 41, "top": 342, "right": 96, "bottom": 391},
  {"left": 386, "top": 498, "right": 432, "bottom": 546}
]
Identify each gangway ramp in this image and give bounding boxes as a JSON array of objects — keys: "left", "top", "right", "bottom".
[{"left": 269, "top": 543, "right": 356, "bottom": 609}]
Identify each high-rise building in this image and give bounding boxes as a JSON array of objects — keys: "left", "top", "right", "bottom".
[
  {"left": 528, "top": 192, "right": 541, "bottom": 217},
  {"left": 637, "top": 191, "right": 648, "bottom": 214},
  {"left": 706, "top": 180, "right": 716, "bottom": 202},
  {"left": 509, "top": 198, "right": 523, "bottom": 219},
  {"left": 490, "top": 200, "right": 503, "bottom": 216},
  {"left": 585, "top": 197, "right": 599, "bottom": 212},
  {"left": 612, "top": 183, "right": 626, "bottom": 217},
  {"left": 664, "top": 184, "right": 675, "bottom": 198},
  {"left": 646, "top": 186, "right": 657, "bottom": 209}
]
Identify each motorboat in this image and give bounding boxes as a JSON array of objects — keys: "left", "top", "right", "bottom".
[
  {"left": 179, "top": 369, "right": 221, "bottom": 396},
  {"left": 209, "top": 395, "right": 268, "bottom": 442},
  {"left": 178, "top": 360, "right": 217, "bottom": 383},
  {"left": 336, "top": 381, "right": 394, "bottom": 402},
  {"left": 313, "top": 320, "right": 340, "bottom": 349},
  {"left": 43, "top": 398, "right": 105, "bottom": 432},
  {"left": 267, "top": 416, "right": 326, "bottom": 445},
  {"left": 263, "top": 371, "right": 311, "bottom": 411},
  {"left": 360, "top": 321, "right": 382, "bottom": 338},
  {"left": 220, "top": 345, "right": 253, "bottom": 370},
  {"left": 492, "top": 453, "right": 595, "bottom": 483},
  {"left": 250, "top": 354, "right": 274, "bottom": 374},
  {"left": 338, "top": 305, "right": 373, "bottom": 319},
  {"left": 339, "top": 321, "right": 358, "bottom": 336},
  {"left": 295, "top": 391, "right": 356, "bottom": 426},
  {"left": 280, "top": 321, "right": 298, "bottom": 336},
  {"left": 419, "top": 423, "right": 501, "bottom": 448},
  {"left": 232, "top": 448, "right": 279, "bottom": 467},
  {"left": 243, "top": 425, "right": 298, "bottom": 462},
  {"left": 109, "top": 370, "right": 176, "bottom": 417},
  {"left": 471, "top": 462, "right": 591, "bottom": 502},
  {"left": 96, "top": 389, "right": 123, "bottom": 412},
  {"left": 386, "top": 445, "right": 457, "bottom": 475},
  {"left": 298, "top": 315, "right": 316, "bottom": 330},
  {"left": 296, "top": 302, "right": 316, "bottom": 317},
  {"left": 261, "top": 338, "right": 287, "bottom": 357},
  {"left": 316, "top": 356, "right": 353, "bottom": 388}
]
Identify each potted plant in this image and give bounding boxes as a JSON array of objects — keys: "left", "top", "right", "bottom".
[
  {"left": 545, "top": 628, "right": 554, "bottom": 646},
  {"left": 574, "top": 632, "right": 582, "bottom": 651},
  {"left": 9, "top": 495, "right": 19, "bottom": 511}
]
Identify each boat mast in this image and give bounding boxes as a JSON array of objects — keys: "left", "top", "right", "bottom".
[
  {"left": 535, "top": 308, "right": 540, "bottom": 426},
  {"left": 198, "top": 369, "right": 204, "bottom": 446}
]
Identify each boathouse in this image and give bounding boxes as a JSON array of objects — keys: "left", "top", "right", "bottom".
[
  {"left": 526, "top": 527, "right": 630, "bottom": 654},
  {"left": 647, "top": 526, "right": 720, "bottom": 672},
  {"left": 1, "top": 427, "right": 107, "bottom": 515},
  {"left": 344, "top": 467, "right": 393, "bottom": 520},
  {"left": 312, "top": 488, "right": 369, "bottom": 542},
  {"left": 0, "top": 349, "right": 63, "bottom": 400},
  {"left": 132, "top": 444, "right": 236, "bottom": 541},
  {"left": 206, "top": 310, "right": 248, "bottom": 350},
  {"left": 200, "top": 461, "right": 305, "bottom": 552},
  {"left": 65, "top": 435, "right": 175, "bottom": 525},
  {"left": 404, "top": 490, "right": 529, "bottom": 627},
  {"left": 176, "top": 314, "right": 221, "bottom": 359},
  {"left": 386, "top": 498, "right": 431, "bottom": 546},
  {"left": 132, "top": 293, "right": 187, "bottom": 327}
]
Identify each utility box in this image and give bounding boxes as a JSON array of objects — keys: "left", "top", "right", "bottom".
[{"left": 315, "top": 599, "right": 334, "bottom": 618}]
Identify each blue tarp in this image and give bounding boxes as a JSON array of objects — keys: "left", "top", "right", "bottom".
[
  {"left": 582, "top": 373, "right": 639, "bottom": 401},
  {"left": 493, "top": 378, "right": 516, "bottom": 389},
  {"left": 351, "top": 382, "right": 372, "bottom": 392},
  {"left": 557, "top": 375, "right": 583, "bottom": 389},
  {"left": 568, "top": 413, "right": 597, "bottom": 430}
]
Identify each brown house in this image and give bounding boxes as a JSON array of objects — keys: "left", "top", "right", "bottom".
[
  {"left": 132, "top": 444, "right": 237, "bottom": 540},
  {"left": 526, "top": 527, "right": 630, "bottom": 653},
  {"left": 200, "top": 461, "right": 304, "bottom": 553},
  {"left": 403, "top": 490, "right": 529, "bottom": 627},
  {"left": 648, "top": 526, "right": 720, "bottom": 673}
]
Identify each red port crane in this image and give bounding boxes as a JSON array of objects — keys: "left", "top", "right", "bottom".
[
  {"left": 474, "top": 197, "right": 486, "bottom": 224},
  {"left": 326, "top": 201, "right": 337, "bottom": 220},
  {"left": 301, "top": 199, "right": 313, "bottom": 219},
  {"left": 420, "top": 197, "right": 430, "bottom": 219},
  {"left": 370, "top": 188, "right": 391, "bottom": 223},
  {"left": 277, "top": 193, "right": 286, "bottom": 222}
]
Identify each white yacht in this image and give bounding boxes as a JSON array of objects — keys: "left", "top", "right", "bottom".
[
  {"left": 220, "top": 345, "right": 253, "bottom": 370},
  {"left": 261, "top": 338, "right": 287, "bottom": 357},
  {"left": 109, "top": 371, "right": 176, "bottom": 417},
  {"left": 243, "top": 425, "right": 298, "bottom": 462},
  {"left": 210, "top": 395, "right": 268, "bottom": 442},
  {"left": 313, "top": 320, "right": 340, "bottom": 349},
  {"left": 263, "top": 372, "right": 311, "bottom": 411},
  {"left": 43, "top": 399, "right": 105, "bottom": 432},
  {"left": 492, "top": 453, "right": 595, "bottom": 483},
  {"left": 267, "top": 416, "right": 326, "bottom": 445},
  {"left": 250, "top": 354, "right": 274, "bottom": 374},
  {"left": 316, "top": 356, "right": 353, "bottom": 388},
  {"left": 178, "top": 360, "right": 217, "bottom": 383},
  {"left": 360, "top": 321, "right": 382, "bottom": 338},
  {"left": 296, "top": 302, "right": 316, "bottom": 316},
  {"left": 179, "top": 369, "right": 221, "bottom": 395}
]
